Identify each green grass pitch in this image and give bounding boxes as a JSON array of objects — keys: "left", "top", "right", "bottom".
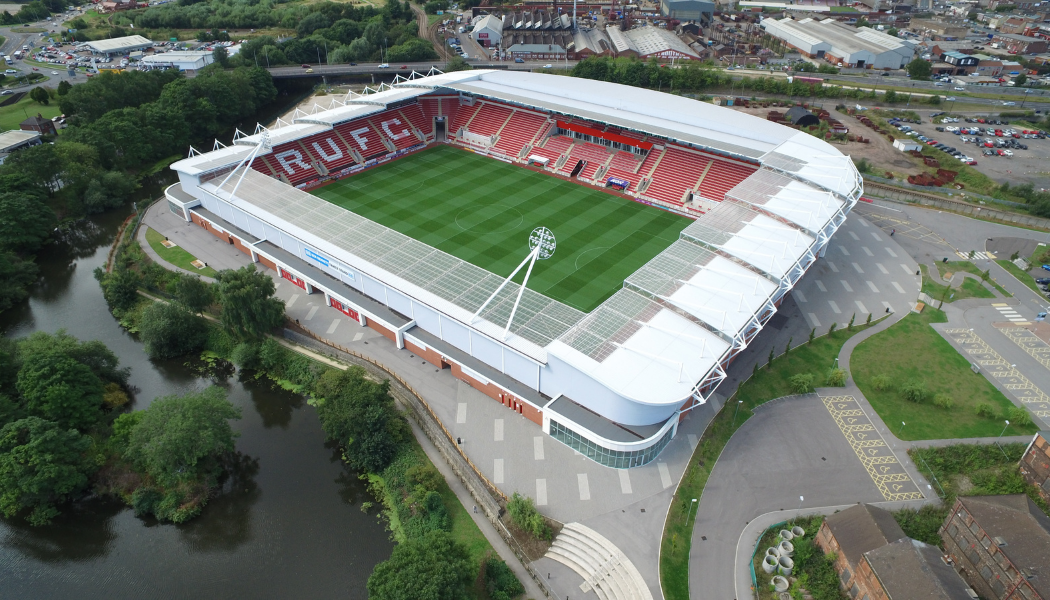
[{"left": 311, "top": 145, "right": 691, "bottom": 313}]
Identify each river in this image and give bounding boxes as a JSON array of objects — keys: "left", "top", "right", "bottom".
[{"left": 0, "top": 192, "right": 394, "bottom": 597}]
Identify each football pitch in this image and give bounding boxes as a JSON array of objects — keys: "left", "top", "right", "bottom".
[{"left": 311, "top": 145, "right": 690, "bottom": 313}]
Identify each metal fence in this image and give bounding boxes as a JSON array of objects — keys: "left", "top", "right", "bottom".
[{"left": 863, "top": 179, "right": 1050, "bottom": 231}]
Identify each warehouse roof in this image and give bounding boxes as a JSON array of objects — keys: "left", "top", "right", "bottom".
[
  {"left": 0, "top": 129, "right": 40, "bottom": 152},
  {"left": 84, "top": 35, "right": 154, "bottom": 54}
]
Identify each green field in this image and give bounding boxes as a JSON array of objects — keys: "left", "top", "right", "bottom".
[{"left": 312, "top": 145, "right": 690, "bottom": 312}]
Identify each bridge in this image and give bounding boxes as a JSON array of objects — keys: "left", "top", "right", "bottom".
[{"left": 263, "top": 60, "right": 576, "bottom": 79}]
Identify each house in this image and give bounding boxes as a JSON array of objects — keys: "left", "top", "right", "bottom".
[
  {"left": 940, "top": 495, "right": 1050, "bottom": 600},
  {"left": 1020, "top": 431, "right": 1050, "bottom": 505},
  {"left": 993, "top": 33, "right": 1048, "bottom": 55},
  {"left": 1000, "top": 16, "right": 1034, "bottom": 35},
  {"left": 816, "top": 504, "right": 974, "bottom": 599},
  {"left": 19, "top": 114, "right": 56, "bottom": 136}
]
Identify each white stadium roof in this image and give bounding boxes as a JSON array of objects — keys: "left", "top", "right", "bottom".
[{"left": 172, "top": 70, "right": 861, "bottom": 411}]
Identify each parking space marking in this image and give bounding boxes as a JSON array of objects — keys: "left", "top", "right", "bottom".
[
  {"left": 816, "top": 280, "right": 827, "bottom": 292},
  {"left": 900, "top": 264, "right": 912, "bottom": 274},
  {"left": 286, "top": 294, "right": 300, "bottom": 308},
  {"left": 494, "top": 419, "right": 504, "bottom": 442},
  {"left": 305, "top": 306, "right": 319, "bottom": 321},
  {"left": 1000, "top": 327, "right": 1050, "bottom": 371},
  {"left": 536, "top": 479, "right": 547, "bottom": 506},
  {"left": 839, "top": 246, "right": 850, "bottom": 256},
  {"left": 857, "top": 218, "right": 869, "bottom": 227},
  {"left": 578, "top": 474, "right": 591, "bottom": 501},
  {"left": 866, "top": 281, "right": 880, "bottom": 293},
  {"left": 808, "top": 313, "right": 821, "bottom": 327},
  {"left": 795, "top": 290, "right": 808, "bottom": 303},
  {"left": 882, "top": 301, "right": 894, "bottom": 313},
  {"left": 849, "top": 231, "right": 860, "bottom": 240},
  {"left": 863, "top": 247, "right": 875, "bottom": 257},
  {"left": 658, "top": 462, "right": 672, "bottom": 489},
  {"left": 853, "top": 262, "right": 864, "bottom": 274},
  {"left": 891, "top": 282, "right": 905, "bottom": 294},
  {"left": 494, "top": 459, "right": 504, "bottom": 484},
  {"left": 353, "top": 332, "right": 364, "bottom": 342},
  {"left": 885, "top": 247, "right": 897, "bottom": 257},
  {"left": 856, "top": 301, "right": 868, "bottom": 314},
  {"left": 534, "top": 436, "right": 544, "bottom": 460},
  {"left": 828, "top": 262, "right": 840, "bottom": 273},
  {"left": 457, "top": 403, "right": 467, "bottom": 424},
  {"left": 820, "top": 395, "right": 925, "bottom": 502},
  {"left": 872, "top": 232, "right": 883, "bottom": 241},
  {"left": 945, "top": 329, "right": 1050, "bottom": 419},
  {"left": 829, "top": 301, "right": 842, "bottom": 314},
  {"left": 327, "top": 319, "right": 341, "bottom": 334},
  {"left": 619, "top": 470, "right": 633, "bottom": 495},
  {"left": 841, "top": 280, "right": 853, "bottom": 292},
  {"left": 876, "top": 263, "right": 889, "bottom": 274}
]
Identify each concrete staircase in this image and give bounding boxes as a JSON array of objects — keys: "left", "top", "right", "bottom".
[{"left": 544, "top": 523, "right": 653, "bottom": 600}]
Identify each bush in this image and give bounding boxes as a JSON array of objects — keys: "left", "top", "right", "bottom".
[
  {"left": 102, "top": 381, "right": 129, "bottom": 409},
  {"left": 975, "top": 403, "right": 998, "bottom": 418},
  {"left": 506, "top": 492, "right": 550, "bottom": 540},
  {"left": 483, "top": 557, "right": 525, "bottom": 600},
  {"left": 825, "top": 368, "right": 847, "bottom": 387},
  {"left": 138, "top": 301, "right": 208, "bottom": 359},
  {"left": 1006, "top": 406, "right": 1033, "bottom": 427},
  {"left": 789, "top": 373, "right": 815, "bottom": 394},
  {"left": 899, "top": 381, "right": 928, "bottom": 403},
  {"left": 933, "top": 393, "right": 953, "bottom": 410},
  {"left": 870, "top": 374, "right": 893, "bottom": 391}
]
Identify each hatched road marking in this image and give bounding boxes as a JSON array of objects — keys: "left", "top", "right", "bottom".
[
  {"left": 1000, "top": 327, "right": 1050, "bottom": 371},
  {"left": 820, "top": 395, "right": 925, "bottom": 502},
  {"left": 945, "top": 329, "right": 1050, "bottom": 419},
  {"left": 957, "top": 251, "right": 996, "bottom": 260}
]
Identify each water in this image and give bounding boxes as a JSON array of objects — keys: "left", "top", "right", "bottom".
[{"left": 0, "top": 203, "right": 394, "bottom": 598}]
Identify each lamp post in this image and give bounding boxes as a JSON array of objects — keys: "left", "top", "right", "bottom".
[
  {"left": 732, "top": 399, "right": 744, "bottom": 427},
  {"left": 996, "top": 419, "right": 1010, "bottom": 457},
  {"left": 791, "top": 495, "right": 804, "bottom": 525},
  {"left": 1020, "top": 87, "right": 1030, "bottom": 109},
  {"left": 897, "top": 421, "right": 906, "bottom": 438},
  {"left": 687, "top": 498, "right": 699, "bottom": 527}
]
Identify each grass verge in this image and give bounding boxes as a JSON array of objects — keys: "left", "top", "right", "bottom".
[
  {"left": 934, "top": 260, "right": 1010, "bottom": 297},
  {"left": 144, "top": 227, "right": 219, "bottom": 278},
  {"left": 996, "top": 259, "right": 1041, "bottom": 294},
  {"left": 0, "top": 95, "right": 61, "bottom": 131},
  {"left": 852, "top": 308, "right": 1038, "bottom": 440},
  {"left": 660, "top": 320, "right": 880, "bottom": 600},
  {"left": 920, "top": 264, "right": 994, "bottom": 302}
]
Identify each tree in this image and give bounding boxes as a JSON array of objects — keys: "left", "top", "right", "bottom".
[
  {"left": 212, "top": 46, "right": 229, "bottom": 68},
  {"left": 139, "top": 301, "right": 208, "bottom": 359},
  {"left": 214, "top": 266, "right": 285, "bottom": 339},
  {"left": 29, "top": 86, "right": 50, "bottom": 105},
  {"left": 124, "top": 386, "right": 241, "bottom": 487},
  {"left": 0, "top": 251, "right": 38, "bottom": 313},
  {"left": 1015, "top": 73, "right": 1027, "bottom": 86},
  {"left": 15, "top": 351, "right": 104, "bottom": 431},
  {"left": 173, "top": 274, "right": 212, "bottom": 314},
  {"left": 0, "top": 192, "right": 56, "bottom": 252},
  {"left": 17, "top": 330, "right": 129, "bottom": 386},
  {"left": 367, "top": 531, "right": 474, "bottom": 600},
  {"left": 907, "top": 58, "right": 931, "bottom": 81},
  {"left": 95, "top": 267, "right": 141, "bottom": 315},
  {"left": 886, "top": 27, "right": 898, "bottom": 37},
  {"left": 56, "top": 79, "right": 72, "bottom": 96},
  {"left": 313, "top": 366, "right": 404, "bottom": 472},
  {"left": 444, "top": 56, "right": 472, "bottom": 72},
  {"left": 0, "top": 417, "right": 94, "bottom": 525}
]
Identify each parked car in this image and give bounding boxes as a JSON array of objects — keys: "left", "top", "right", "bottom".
[
  {"left": 1042, "top": 265, "right": 1050, "bottom": 272},
  {"left": 514, "top": 57, "right": 524, "bottom": 63}
]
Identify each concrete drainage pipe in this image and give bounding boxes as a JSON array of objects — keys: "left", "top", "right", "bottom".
[
  {"left": 778, "top": 540, "right": 795, "bottom": 557},
  {"left": 791, "top": 525, "right": 806, "bottom": 538},
  {"left": 777, "top": 555, "right": 795, "bottom": 577},
  {"left": 771, "top": 575, "right": 790, "bottom": 592},
  {"left": 762, "top": 554, "right": 778, "bottom": 574}
]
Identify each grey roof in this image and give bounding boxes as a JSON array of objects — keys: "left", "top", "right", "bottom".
[
  {"left": 958, "top": 495, "right": 1050, "bottom": 597},
  {"left": 825, "top": 504, "right": 908, "bottom": 568},
  {"left": 620, "top": 25, "right": 701, "bottom": 58},
  {"left": 772, "top": 17, "right": 914, "bottom": 55},
  {"left": 863, "top": 538, "right": 973, "bottom": 599},
  {"left": 0, "top": 129, "right": 40, "bottom": 151},
  {"left": 84, "top": 35, "right": 153, "bottom": 53}
]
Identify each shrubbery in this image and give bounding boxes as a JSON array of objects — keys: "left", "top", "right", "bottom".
[{"left": 507, "top": 492, "right": 550, "bottom": 540}]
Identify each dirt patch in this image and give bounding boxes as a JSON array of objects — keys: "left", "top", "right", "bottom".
[{"left": 501, "top": 515, "right": 560, "bottom": 561}]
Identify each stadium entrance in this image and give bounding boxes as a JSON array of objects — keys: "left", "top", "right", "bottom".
[
  {"left": 568, "top": 160, "right": 584, "bottom": 178},
  {"left": 434, "top": 117, "right": 447, "bottom": 142}
]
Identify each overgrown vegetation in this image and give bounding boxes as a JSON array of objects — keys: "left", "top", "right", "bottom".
[
  {"left": 506, "top": 492, "right": 551, "bottom": 541},
  {"left": 662, "top": 320, "right": 882, "bottom": 600},
  {"left": 853, "top": 308, "right": 1037, "bottom": 440},
  {"left": 752, "top": 516, "right": 845, "bottom": 600}
]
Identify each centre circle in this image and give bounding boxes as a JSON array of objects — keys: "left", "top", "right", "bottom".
[{"left": 454, "top": 205, "right": 524, "bottom": 234}]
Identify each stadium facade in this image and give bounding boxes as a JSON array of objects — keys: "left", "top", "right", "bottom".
[{"left": 167, "top": 70, "right": 861, "bottom": 468}]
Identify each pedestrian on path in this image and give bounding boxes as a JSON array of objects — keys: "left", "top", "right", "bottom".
[
  {"left": 473, "top": 505, "right": 477, "bottom": 514},
  {"left": 891, "top": 229, "right": 895, "bottom": 236}
]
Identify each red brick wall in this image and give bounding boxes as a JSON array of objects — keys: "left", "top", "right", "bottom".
[
  {"left": 369, "top": 320, "right": 396, "bottom": 343},
  {"left": 447, "top": 363, "right": 544, "bottom": 427},
  {"left": 405, "top": 339, "right": 442, "bottom": 367},
  {"left": 1020, "top": 434, "right": 1050, "bottom": 504},
  {"left": 258, "top": 254, "right": 277, "bottom": 271}
]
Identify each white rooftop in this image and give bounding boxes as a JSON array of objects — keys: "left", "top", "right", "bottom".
[
  {"left": 0, "top": 129, "right": 40, "bottom": 152},
  {"left": 84, "top": 35, "right": 153, "bottom": 54}
]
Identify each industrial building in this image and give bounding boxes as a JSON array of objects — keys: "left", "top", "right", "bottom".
[
  {"left": 140, "top": 50, "right": 214, "bottom": 72},
  {"left": 166, "top": 70, "right": 860, "bottom": 468},
  {"left": 471, "top": 14, "right": 505, "bottom": 48},
  {"left": 0, "top": 130, "right": 41, "bottom": 165},
  {"left": 84, "top": 35, "right": 154, "bottom": 56},
  {"left": 761, "top": 17, "right": 917, "bottom": 69},
  {"left": 606, "top": 25, "right": 701, "bottom": 60},
  {"left": 659, "top": 0, "right": 715, "bottom": 22}
]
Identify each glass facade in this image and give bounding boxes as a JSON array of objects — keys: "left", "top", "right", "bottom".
[{"left": 549, "top": 419, "right": 674, "bottom": 469}]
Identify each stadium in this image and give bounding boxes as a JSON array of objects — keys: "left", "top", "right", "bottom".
[{"left": 167, "top": 69, "right": 861, "bottom": 469}]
